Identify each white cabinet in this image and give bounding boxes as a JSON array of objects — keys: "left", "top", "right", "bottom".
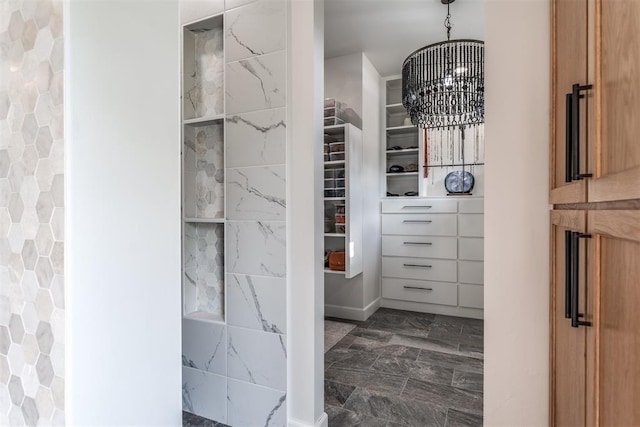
[
  {"left": 383, "top": 77, "right": 422, "bottom": 197},
  {"left": 380, "top": 197, "right": 484, "bottom": 318},
  {"left": 323, "top": 124, "right": 363, "bottom": 278}
]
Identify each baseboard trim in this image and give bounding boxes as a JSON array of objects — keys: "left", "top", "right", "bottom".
[
  {"left": 325, "top": 298, "right": 381, "bottom": 321},
  {"left": 287, "top": 412, "right": 328, "bottom": 427}
]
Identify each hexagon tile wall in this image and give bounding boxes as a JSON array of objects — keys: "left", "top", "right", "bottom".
[{"left": 0, "top": 0, "right": 65, "bottom": 425}]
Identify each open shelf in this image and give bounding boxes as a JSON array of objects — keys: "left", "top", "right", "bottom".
[
  {"left": 183, "top": 217, "right": 225, "bottom": 224},
  {"left": 386, "top": 148, "right": 419, "bottom": 156},
  {"left": 324, "top": 197, "right": 346, "bottom": 201},
  {"left": 183, "top": 311, "right": 225, "bottom": 324},
  {"left": 387, "top": 125, "right": 418, "bottom": 135},
  {"left": 324, "top": 160, "right": 346, "bottom": 166},
  {"left": 386, "top": 172, "right": 419, "bottom": 177},
  {"left": 324, "top": 233, "right": 346, "bottom": 237},
  {"left": 184, "top": 115, "right": 225, "bottom": 126},
  {"left": 324, "top": 269, "right": 346, "bottom": 275}
]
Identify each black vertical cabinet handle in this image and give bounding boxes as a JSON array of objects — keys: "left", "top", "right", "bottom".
[
  {"left": 570, "top": 84, "right": 593, "bottom": 181},
  {"left": 564, "top": 230, "right": 572, "bottom": 319},
  {"left": 565, "top": 93, "right": 573, "bottom": 183},
  {"left": 571, "top": 232, "right": 592, "bottom": 328}
]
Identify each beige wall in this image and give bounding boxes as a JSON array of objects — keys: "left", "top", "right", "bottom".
[
  {"left": 0, "top": 1, "right": 65, "bottom": 424},
  {"left": 484, "top": 0, "right": 550, "bottom": 424}
]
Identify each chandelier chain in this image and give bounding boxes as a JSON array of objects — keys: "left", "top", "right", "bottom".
[{"left": 444, "top": 2, "right": 452, "bottom": 41}]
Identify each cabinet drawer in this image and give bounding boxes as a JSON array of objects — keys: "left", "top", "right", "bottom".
[
  {"left": 459, "top": 214, "right": 483, "bottom": 237},
  {"left": 382, "top": 278, "right": 457, "bottom": 306},
  {"left": 458, "top": 198, "right": 484, "bottom": 213},
  {"left": 381, "top": 214, "right": 457, "bottom": 236},
  {"left": 459, "top": 238, "right": 483, "bottom": 261},
  {"left": 382, "top": 256, "right": 457, "bottom": 282},
  {"left": 459, "top": 284, "right": 483, "bottom": 309},
  {"left": 382, "top": 236, "right": 457, "bottom": 259},
  {"left": 459, "top": 261, "right": 483, "bottom": 285},
  {"left": 381, "top": 199, "right": 457, "bottom": 214}
]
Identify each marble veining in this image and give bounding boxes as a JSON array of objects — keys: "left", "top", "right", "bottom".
[
  {"left": 226, "top": 51, "right": 286, "bottom": 114},
  {"left": 227, "top": 166, "right": 285, "bottom": 220},
  {"left": 226, "top": 221, "right": 286, "bottom": 277},
  {"left": 182, "top": 366, "right": 226, "bottom": 423},
  {"left": 184, "top": 26, "right": 224, "bottom": 119},
  {"left": 226, "top": 108, "right": 286, "bottom": 168},
  {"left": 182, "top": 319, "right": 226, "bottom": 375},
  {"left": 225, "top": 0, "right": 286, "bottom": 63},
  {"left": 227, "top": 326, "right": 286, "bottom": 391},
  {"left": 227, "top": 273, "right": 286, "bottom": 333},
  {"left": 227, "top": 379, "right": 286, "bottom": 427}
]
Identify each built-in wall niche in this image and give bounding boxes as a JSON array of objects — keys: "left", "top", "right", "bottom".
[
  {"left": 183, "top": 120, "right": 224, "bottom": 220},
  {"left": 183, "top": 222, "right": 225, "bottom": 322},
  {"left": 183, "top": 15, "right": 224, "bottom": 121}
]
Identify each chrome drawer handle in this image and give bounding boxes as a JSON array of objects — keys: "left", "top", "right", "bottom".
[
  {"left": 403, "top": 242, "right": 432, "bottom": 245},
  {"left": 404, "top": 285, "right": 433, "bottom": 291},
  {"left": 403, "top": 220, "right": 432, "bottom": 224},
  {"left": 403, "top": 263, "right": 432, "bottom": 268},
  {"left": 402, "top": 206, "right": 432, "bottom": 209}
]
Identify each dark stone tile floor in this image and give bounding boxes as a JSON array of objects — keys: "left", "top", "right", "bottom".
[
  {"left": 325, "top": 308, "right": 483, "bottom": 427},
  {"left": 183, "top": 411, "right": 229, "bottom": 427}
]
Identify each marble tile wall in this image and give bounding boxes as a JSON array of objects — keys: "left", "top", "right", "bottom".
[
  {"left": 182, "top": 0, "right": 288, "bottom": 425},
  {"left": 0, "top": 0, "right": 65, "bottom": 424}
]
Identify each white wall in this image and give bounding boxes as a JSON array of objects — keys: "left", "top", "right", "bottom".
[
  {"left": 324, "top": 53, "right": 363, "bottom": 116},
  {"left": 484, "top": 0, "right": 550, "bottom": 424},
  {"left": 287, "top": 0, "right": 327, "bottom": 425},
  {"left": 361, "top": 54, "right": 382, "bottom": 308},
  {"left": 65, "top": 1, "right": 181, "bottom": 424}
]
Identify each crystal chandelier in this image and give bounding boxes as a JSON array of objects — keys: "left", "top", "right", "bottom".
[{"left": 402, "top": 0, "right": 484, "bottom": 129}]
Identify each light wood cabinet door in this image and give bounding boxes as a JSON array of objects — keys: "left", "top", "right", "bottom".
[
  {"left": 550, "top": 210, "right": 588, "bottom": 426},
  {"left": 587, "top": 210, "right": 640, "bottom": 425},
  {"left": 589, "top": 1, "right": 640, "bottom": 202},
  {"left": 551, "top": 0, "right": 589, "bottom": 204}
]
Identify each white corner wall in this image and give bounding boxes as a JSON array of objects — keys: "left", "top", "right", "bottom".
[
  {"left": 65, "top": 1, "right": 182, "bottom": 424},
  {"left": 484, "top": 0, "right": 550, "bottom": 425}
]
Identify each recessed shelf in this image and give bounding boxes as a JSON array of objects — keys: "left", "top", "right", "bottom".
[
  {"left": 386, "top": 148, "right": 419, "bottom": 156},
  {"left": 324, "top": 197, "right": 346, "bottom": 201},
  {"left": 386, "top": 172, "right": 419, "bottom": 177},
  {"left": 183, "top": 217, "right": 225, "bottom": 223},
  {"left": 386, "top": 103, "right": 406, "bottom": 115},
  {"left": 183, "top": 311, "right": 225, "bottom": 324},
  {"left": 324, "top": 269, "right": 346, "bottom": 275},
  {"left": 386, "top": 125, "right": 418, "bottom": 135},
  {"left": 324, "top": 160, "right": 346, "bottom": 166},
  {"left": 183, "top": 115, "right": 225, "bottom": 126},
  {"left": 324, "top": 233, "right": 346, "bottom": 237}
]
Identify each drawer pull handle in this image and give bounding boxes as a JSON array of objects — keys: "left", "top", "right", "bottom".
[
  {"left": 403, "top": 220, "right": 433, "bottom": 224},
  {"left": 402, "top": 206, "right": 432, "bottom": 209},
  {"left": 403, "top": 263, "right": 432, "bottom": 268},
  {"left": 403, "top": 242, "right": 432, "bottom": 245},
  {"left": 404, "top": 286, "right": 433, "bottom": 291}
]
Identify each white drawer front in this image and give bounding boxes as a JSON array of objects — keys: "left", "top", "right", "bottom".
[
  {"left": 459, "top": 238, "right": 484, "bottom": 261},
  {"left": 459, "top": 214, "right": 483, "bottom": 237},
  {"left": 381, "top": 199, "right": 457, "bottom": 214},
  {"left": 458, "top": 198, "right": 484, "bottom": 213},
  {"left": 382, "top": 278, "right": 457, "bottom": 306},
  {"left": 382, "top": 257, "right": 457, "bottom": 282},
  {"left": 459, "top": 284, "right": 484, "bottom": 309},
  {"left": 382, "top": 236, "right": 457, "bottom": 259},
  {"left": 381, "top": 214, "right": 457, "bottom": 236},
  {"left": 459, "top": 261, "right": 483, "bottom": 285}
]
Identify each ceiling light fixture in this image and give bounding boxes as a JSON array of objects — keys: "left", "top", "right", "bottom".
[{"left": 401, "top": 0, "right": 484, "bottom": 129}]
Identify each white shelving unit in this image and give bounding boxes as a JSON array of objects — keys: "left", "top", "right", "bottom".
[
  {"left": 323, "top": 123, "right": 363, "bottom": 278},
  {"left": 181, "top": 14, "right": 225, "bottom": 324},
  {"left": 384, "top": 76, "right": 423, "bottom": 197}
]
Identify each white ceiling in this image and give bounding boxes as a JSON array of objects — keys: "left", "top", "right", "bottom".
[{"left": 324, "top": 0, "right": 484, "bottom": 78}]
